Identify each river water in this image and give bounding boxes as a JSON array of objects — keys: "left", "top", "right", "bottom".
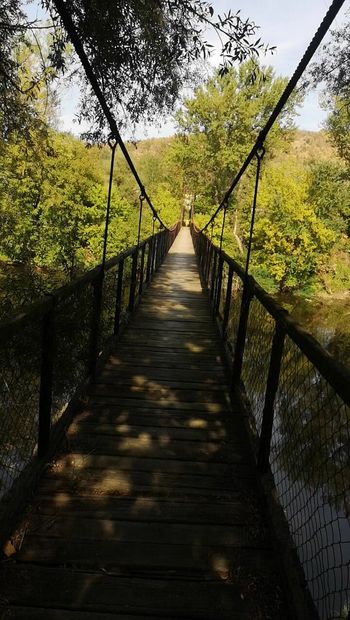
[
  {"left": 272, "top": 294, "right": 350, "bottom": 619},
  {"left": 278, "top": 294, "right": 350, "bottom": 370}
]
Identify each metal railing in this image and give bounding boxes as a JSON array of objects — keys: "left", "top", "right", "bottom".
[
  {"left": 191, "top": 223, "right": 350, "bottom": 620},
  {"left": 0, "top": 223, "right": 180, "bottom": 543}
]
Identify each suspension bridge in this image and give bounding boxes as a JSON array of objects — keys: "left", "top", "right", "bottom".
[{"left": 0, "top": 1, "right": 350, "bottom": 619}]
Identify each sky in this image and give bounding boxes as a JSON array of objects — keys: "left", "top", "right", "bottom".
[{"left": 27, "top": 0, "right": 349, "bottom": 137}]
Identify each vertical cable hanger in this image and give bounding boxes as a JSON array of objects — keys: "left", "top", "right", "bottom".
[
  {"left": 219, "top": 200, "right": 228, "bottom": 254},
  {"left": 101, "top": 135, "right": 118, "bottom": 270},
  {"left": 210, "top": 220, "right": 214, "bottom": 242},
  {"left": 137, "top": 192, "right": 145, "bottom": 247},
  {"left": 243, "top": 144, "right": 265, "bottom": 285}
]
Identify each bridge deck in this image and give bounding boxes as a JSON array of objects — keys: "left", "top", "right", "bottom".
[{"left": 1, "top": 229, "right": 289, "bottom": 619}]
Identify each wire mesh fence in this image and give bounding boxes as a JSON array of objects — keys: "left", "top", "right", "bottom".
[
  {"left": 271, "top": 337, "right": 350, "bottom": 620},
  {"left": 191, "top": 223, "right": 350, "bottom": 620},
  {"left": 0, "top": 318, "right": 42, "bottom": 501},
  {"left": 52, "top": 281, "right": 94, "bottom": 419}
]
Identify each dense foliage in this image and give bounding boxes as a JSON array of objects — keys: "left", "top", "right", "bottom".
[{"left": 0, "top": 0, "right": 274, "bottom": 138}]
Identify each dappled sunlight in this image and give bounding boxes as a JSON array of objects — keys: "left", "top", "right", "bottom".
[
  {"left": 189, "top": 418, "right": 208, "bottom": 429},
  {"left": 211, "top": 553, "right": 231, "bottom": 580},
  {"left": 185, "top": 342, "right": 206, "bottom": 353}
]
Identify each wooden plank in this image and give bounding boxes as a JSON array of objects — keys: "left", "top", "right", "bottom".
[
  {"left": 24, "top": 516, "right": 268, "bottom": 548},
  {"left": 88, "top": 385, "right": 231, "bottom": 405},
  {"left": 28, "top": 495, "right": 260, "bottom": 525},
  {"left": 86, "top": 398, "right": 230, "bottom": 413},
  {"left": 67, "top": 421, "right": 231, "bottom": 443},
  {"left": 94, "top": 376, "right": 227, "bottom": 391},
  {"left": 1, "top": 565, "right": 280, "bottom": 618},
  {"left": 37, "top": 476, "right": 250, "bottom": 500},
  {"left": 0, "top": 609, "right": 158, "bottom": 620},
  {"left": 18, "top": 540, "right": 275, "bottom": 577},
  {"left": 47, "top": 453, "right": 244, "bottom": 478},
  {"left": 43, "top": 466, "right": 253, "bottom": 494},
  {"left": 61, "top": 435, "right": 245, "bottom": 463},
  {"left": 69, "top": 409, "right": 234, "bottom": 430},
  {"left": 100, "top": 366, "right": 227, "bottom": 382}
]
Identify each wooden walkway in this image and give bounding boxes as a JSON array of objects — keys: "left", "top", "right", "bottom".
[{"left": 1, "top": 228, "right": 289, "bottom": 619}]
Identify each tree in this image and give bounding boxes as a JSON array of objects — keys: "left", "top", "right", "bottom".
[
  {"left": 308, "top": 20, "right": 350, "bottom": 164},
  {"left": 171, "top": 61, "right": 300, "bottom": 215},
  {"left": 1, "top": 0, "right": 275, "bottom": 138},
  {"left": 251, "top": 162, "right": 335, "bottom": 291},
  {"left": 0, "top": 130, "right": 107, "bottom": 276},
  {"left": 308, "top": 160, "right": 350, "bottom": 236},
  {"left": 0, "top": 1, "right": 61, "bottom": 138}
]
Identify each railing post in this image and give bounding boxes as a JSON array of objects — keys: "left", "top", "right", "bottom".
[
  {"left": 38, "top": 300, "right": 55, "bottom": 458},
  {"left": 210, "top": 249, "right": 218, "bottom": 302},
  {"left": 129, "top": 248, "right": 138, "bottom": 311},
  {"left": 213, "top": 255, "right": 224, "bottom": 316},
  {"left": 232, "top": 276, "right": 255, "bottom": 383},
  {"left": 114, "top": 258, "right": 124, "bottom": 336},
  {"left": 205, "top": 242, "right": 212, "bottom": 286},
  {"left": 89, "top": 269, "right": 103, "bottom": 376},
  {"left": 204, "top": 237, "right": 211, "bottom": 284},
  {"left": 222, "top": 264, "right": 233, "bottom": 337},
  {"left": 257, "top": 324, "right": 286, "bottom": 473}
]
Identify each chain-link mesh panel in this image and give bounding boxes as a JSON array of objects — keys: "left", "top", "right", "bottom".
[
  {"left": 271, "top": 336, "right": 350, "bottom": 619},
  {"left": 52, "top": 282, "right": 93, "bottom": 419},
  {"left": 242, "top": 298, "right": 275, "bottom": 436},
  {"left": 100, "top": 266, "right": 118, "bottom": 349},
  {"left": 0, "top": 318, "right": 41, "bottom": 524}
]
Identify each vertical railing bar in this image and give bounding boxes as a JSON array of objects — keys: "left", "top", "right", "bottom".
[
  {"left": 114, "top": 258, "right": 124, "bottom": 336},
  {"left": 139, "top": 243, "right": 146, "bottom": 296},
  {"left": 232, "top": 276, "right": 255, "bottom": 383},
  {"left": 88, "top": 268, "right": 103, "bottom": 377},
  {"left": 213, "top": 255, "right": 224, "bottom": 317},
  {"left": 257, "top": 324, "right": 286, "bottom": 472},
  {"left": 146, "top": 238, "right": 152, "bottom": 283},
  {"left": 210, "top": 249, "right": 217, "bottom": 302},
  {"left": 222, "top": 263, "right": 233, "bottom": 338},
  {"left": 128, "top": 248, "right": 138, "bottom": 312}
]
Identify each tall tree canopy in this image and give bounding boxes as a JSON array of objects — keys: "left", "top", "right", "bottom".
[
  {"left": 0, "top": 0, "right": 274, "bottom": 138},
  {"left": 309, "top": 19, "right": 350, "bottom": 165}
]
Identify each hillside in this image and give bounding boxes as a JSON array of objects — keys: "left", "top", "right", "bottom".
[{"left": 288, "top": 130, "right": 338, "bottom": 162}]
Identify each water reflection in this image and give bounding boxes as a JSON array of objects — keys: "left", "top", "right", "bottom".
[
  {"left": 279, "top": 294, "right": 350, "bottom": 369},
  {"left": 271, "top": 335, "right": 350, "bottom": 620}
]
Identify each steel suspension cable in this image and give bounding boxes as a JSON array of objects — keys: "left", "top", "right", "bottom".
[
  {"left": 52, "top": 0, "right": 167, "bottom": 230},
  {"left": 202, "top": 0, "right": 346, "bottom": 232}
]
